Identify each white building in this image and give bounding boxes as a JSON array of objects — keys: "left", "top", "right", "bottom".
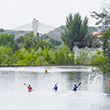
[{"left": 32, "top": 18, "right": 39, "bottom": 36}]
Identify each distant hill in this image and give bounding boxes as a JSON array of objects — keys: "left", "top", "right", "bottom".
[
  {"left": 0, "top": 26, "right": 98, "bottom": 43},
  {"left": 0, "top": 28, "right": 31, "bottom": 39},
  {"left": 46, "top": 25, "right": 67, "bottom": 42}
]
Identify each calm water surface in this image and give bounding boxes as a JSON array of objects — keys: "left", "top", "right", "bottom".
[{"left": 0, "top": 66, "right": 110, "bottom": 110}]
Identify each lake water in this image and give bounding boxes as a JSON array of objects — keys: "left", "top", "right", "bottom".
[{"left": 0, "top": 66, "right": 110, "bottom": 110}]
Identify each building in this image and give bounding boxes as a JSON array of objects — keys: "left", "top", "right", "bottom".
[{"left": 32, "top": 18, "right": 39, "bottom": 36}]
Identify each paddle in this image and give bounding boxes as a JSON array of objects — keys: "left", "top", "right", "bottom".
[
  {"left": 78, "top": 82, "right": 81, "bottom": 87},
  {"left": 23, "top": 83, "right": 34, "bottom": 91},
  {"left": 73, "top": 82, "right": 81, "bottom": 91},
  {"left": 23, "top": 83, "right": 28, "bottom": 87}
]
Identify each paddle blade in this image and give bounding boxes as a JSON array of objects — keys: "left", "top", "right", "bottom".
[
  {"left": 78, "top": 82, "right": 81, "bottom": 86},
  {"left": 23, "top": 83, "right": 27, "bottom": 86}
]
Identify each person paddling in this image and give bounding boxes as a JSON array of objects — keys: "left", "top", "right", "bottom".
[
  {"left": 52, "top": 82, "right": 58, "bottom": 91},
  {"left": 73, "top": 83, "right": 81, "bottom": 91},
  {"left": 52, "top": 84, "right": 58, "bottom": 91},
  {"left": 24, "top": 83, "right": 34, "bottom": 92},
  {"left": 28, "top": 85, "right": 33, "bottom": 92},
  {"left": 45, "top": 69, "right": 47, "bottom": 74}
]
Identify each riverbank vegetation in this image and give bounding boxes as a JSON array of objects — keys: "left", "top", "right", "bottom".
[
  {"left": 0, "top": 31, "right": 99, "bottom": 66},
  {"left": 0, "top": 31, "right": 103, "bottom": 66},
  {"left": 90, "top": 1, "right": 110, "bottom": 77}
]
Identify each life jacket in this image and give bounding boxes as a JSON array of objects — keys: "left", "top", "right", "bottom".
[
  {"left": 28, "top": 86, "right": 32, "bottom": 92},
  {"left": 73, "top": 86, "right": 77, "bottom": 91},
  {"left": 54, "top": 86, "right": 58, "bottom": 90},
  {"left": 45, "top": 69, "right": 47, "bottom": 73}
]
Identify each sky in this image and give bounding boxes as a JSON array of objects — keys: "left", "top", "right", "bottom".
[{"left": 0, "top": 0, "right": 108, "bottom": 30}]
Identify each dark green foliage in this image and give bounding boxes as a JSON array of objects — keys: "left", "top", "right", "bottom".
[
  {"left": 16, "top": 36, "right": 24, "bottom": 43},
  {"left": 75, "top": 47, "right": 91, "bottom": 65},
  {"left": 43, "top": 48, "right": 51, "bottom": 64},
  {"left": 54, "top": 44, "right": 75, "bottom": 65},
  {"left": 49, "top": 39, "right": 61, "bottom": 46},
  {"left": 91, "top": 50, "right": 110, "bottom": 77},
  {"left": 35, "top": 39, "right": 54, "bottom": 50},
  {"left": 90, "top": 2, "right": 110, "bottom": 77},
  {"left": 0, "top": 32, "right": 75, "bottom": 65},
  {"left": 0, "top": 46, "right": 15, "bottom": 65},
  {"left": 80, "top": 16, "right": 88, "bottom": 41},
  {"left": 0, "top": 33, "right": 19, "bottom": 52},
  {"left": 101, "top": 28, "right": 110, "bottom": 60},
  {"left": 89, "top": 29, "right": 110, "bottom": 77},
  {"left": 61, "top": 13, "right": 88, "bottom": 50},
  {"left": 0, "top": 28, "right": 5, "bottom": 32},
  {"left": 16, "top": 32, "right": 37, "bottom": 49}
]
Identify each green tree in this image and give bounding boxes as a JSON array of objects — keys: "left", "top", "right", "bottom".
[
  {"left": 0, "top": 34, "right": 18, "bottom": 52},
  {"left": 43, "top": 48, "right": 51, "bottom": 64},
  {"left": 91, "top": 50, "right": 110, "bottom": 77},
  {"left": 90, "top": 1, "right": 110, "bottom": 77},
  {"left": 34, "top": 47, "right": 43, "bottom": 57},
  {"left": 0, "top": 46, "right": 14, "bottom": 65},
  {"left": 101, "top": 28, "right": 110, "bottom": 60},
  {"left": 61, "top": 13, "right": 88, "bottom": 50},
  {"left": 54, "top": 44, "right": 75, "bottom": 65},
  {"left": 35, "top": 56, "right": 48, "bottom": 65},
  {"left": 16, "top": 32, "right": 38, "bottom": 50},
  {"left": 0, "top": 28, "right": 5, "bottom": 32},
  {"left": 35, "top": 39, "right": 54, "bottom": 50},
  {"left": 75, "top": 47, "right": 91, "bottom": 65},
  {"left": 14, "top": 48, "right": 27, "bottom": 64}
]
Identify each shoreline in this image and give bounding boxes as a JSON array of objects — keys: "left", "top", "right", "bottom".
[{"left": 0, "top": 64, "right": 91, "bottom": 67}]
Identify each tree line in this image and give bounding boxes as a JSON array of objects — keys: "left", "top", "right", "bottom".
[{"left": 0, "top": 31, "right": 102, "bottom": 66}]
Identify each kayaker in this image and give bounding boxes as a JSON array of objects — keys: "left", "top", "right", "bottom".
[
  {"left": 45, "top": 69, "right": 47, "bottom": 73},
  {"left": 73, "top": 83, "right": 81, "bottom": 91},
  {"left": 73, "top": 84, "right": 78, "bottom": 91},
  {"left": 28, "top": 85, "right": 32, "bottom": 92},
  {"left": 52, "top": 84, "right": 58, "bottom": 91}
]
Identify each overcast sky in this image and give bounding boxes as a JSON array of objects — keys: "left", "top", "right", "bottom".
[{"left": 0, "top": 0, "right": 107, "bottom": 30}]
